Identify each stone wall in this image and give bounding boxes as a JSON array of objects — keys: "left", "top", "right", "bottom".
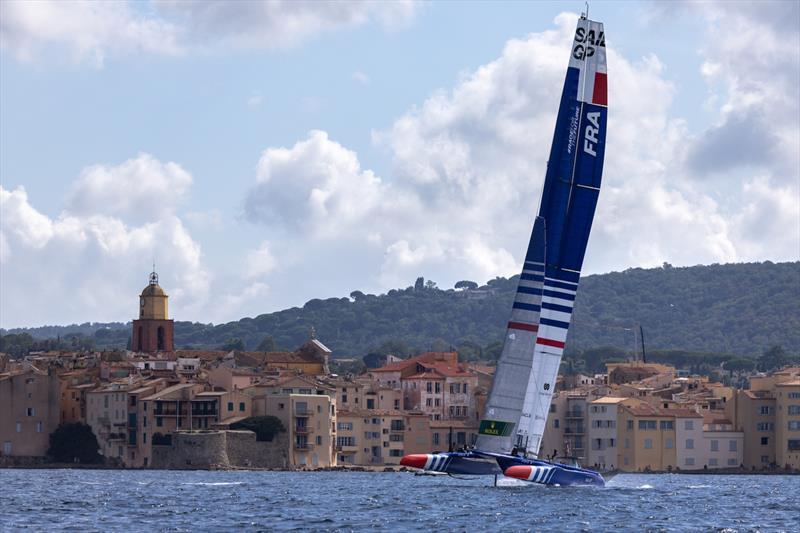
[{"left": 150, "top": 430, "right": 289, "bottom": 470}]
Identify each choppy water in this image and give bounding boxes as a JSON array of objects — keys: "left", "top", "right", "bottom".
[{"left": 0, "top": 470, "right": 798, "bottom": 532}]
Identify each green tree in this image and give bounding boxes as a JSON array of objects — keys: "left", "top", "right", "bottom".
[
  {"left": 230, "top": 416, "right": 285, "bottom": 442},
  {"left": 454, "top": 280, "right": 478, "bottom": 290},
  {"left": 47, "top": 423, "right": 102, "bottom": 464},
  {"left": 220, "top": 338, "right": 245, "bottom": 351},
  {"left": 414, "top": 277, "right": 425, "bottom": 291},
  {"left": 256, "top": 335, "right": 277, "bottom": 352},
  {"left": 759, "top": 345, "right": 788, "bottom": 371}
]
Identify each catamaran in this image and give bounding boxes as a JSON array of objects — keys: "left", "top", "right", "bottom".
[{"left": 400, "top": 12, "right": 608, "bottom": 487}]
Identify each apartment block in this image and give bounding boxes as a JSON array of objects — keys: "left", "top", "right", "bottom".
[
  {"left": 775, "top": 379, "right": 800, "bottom": 468},
  {"left": 587, "top": 396, "right": 627, "bottom": 470},
  {"left": 0, "top": 367, "right": 60, "bottom": 457},
  {"left": 263, "top": 393, "right": 336, "bottom": 468}
]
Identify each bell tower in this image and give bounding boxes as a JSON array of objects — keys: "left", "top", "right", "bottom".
[{"left": 131, "top": 268, "right": 174, "bottom": 353}]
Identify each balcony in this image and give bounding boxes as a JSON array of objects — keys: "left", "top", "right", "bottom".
[
  {"left": 294, "top": 442, "right": 314, "bottom": 451},
  {"left": 564, "top": 427, "right": 585, "bottom": 435},
  {"left": 295, "top": 408, "right": 311, "bottom": 416},
  {"left": 564, "top": 410, "right": 584, "bottom": 419},
  {"left": 294, "top": 426, "right": 313, "bottom": 435}
]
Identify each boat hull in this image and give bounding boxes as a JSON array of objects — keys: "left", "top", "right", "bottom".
[{"left": 400, "top": 450, "right": 604, "bottom": 486}]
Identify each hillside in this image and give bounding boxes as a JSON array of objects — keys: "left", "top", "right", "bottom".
[{"left": 2, "top": 262, "right": 798, "bottom": 358}]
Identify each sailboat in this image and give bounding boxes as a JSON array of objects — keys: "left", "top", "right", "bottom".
[{"left": 400, "top": 12, "right": 607, "bottom": 487}]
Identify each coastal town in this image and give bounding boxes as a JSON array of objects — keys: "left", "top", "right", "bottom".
[{"left": 2, "top": 271, "right": 799, "bottom": 474}]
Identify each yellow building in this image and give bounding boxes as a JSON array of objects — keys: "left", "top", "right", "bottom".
[
  {"left": 262, "top": 393, "right": 336, "bottom": 468},
  {"left": 725, "top": 389, "right": 777, "bottom": 468},
  {"left": 617, "top": 403, "right": 678, "bottom": 472},
  {"left": 0, "top": 367, "right": 60, "bottom": 457},
  {"left": 336, "top": 410, "right": 431, "bottom": 466},
  {"left": 775, "top": 379, "right": 800, "bottom": 468}
]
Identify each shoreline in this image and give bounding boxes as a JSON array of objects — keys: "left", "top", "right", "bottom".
[{"left": 1, "top": 463, "right": 797, "bottom": 475}]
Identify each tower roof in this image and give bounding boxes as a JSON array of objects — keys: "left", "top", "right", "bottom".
[{"left": 141, "top": 270, "right": 167, "bottom": 297}]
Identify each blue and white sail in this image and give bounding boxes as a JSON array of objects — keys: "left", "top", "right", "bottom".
[
  {"left": 402, "top": 14, "right": 607, "bottom": 486},
  {"left": 516, "top": 16, "right": 607, "bottom": 457}
]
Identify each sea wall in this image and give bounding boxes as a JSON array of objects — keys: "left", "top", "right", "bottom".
[{"left": 150, "top": 430, "right": 289, "bottom": 470}]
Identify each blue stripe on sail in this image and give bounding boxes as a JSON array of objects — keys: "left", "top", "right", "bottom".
[
  {"left": 541, "top": 301, "right": 573, "bottom": 314},
  {"left": 544, "top": 279, "right": 578, "bottom": 291},
  {"left": 524, "top": 261, "right": 545, "bottom": 271},
  {"left": 517, "top": 286, "right": 541, "bottom": 295},
  {"left": 542, "top": 289, "right": 576, "bottom": 301},
  {"left": 513, "top": 302, "right": 541, "bottom": 312},
  {"left": 550, "top": 269, "right": 581, "bottom": 284},
  {"left": 540, "top": 317, "right": 570, "bottom": 329},
  {"left": 520, "top": 273, "right": 544, "bottom": 282}
]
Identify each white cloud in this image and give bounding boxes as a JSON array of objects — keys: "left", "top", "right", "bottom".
[
  {"left": 0, "top": 0, "right": 181, "bottom": 67},
  {"left": 1, "top": 0, "right": 420, "bottom": 66},
  {"left": 0, "top": 164, "right": 209, "bottom": 328},
  {"left": 247, "top": 91, "right": 263, "bottom": 108},
  {"left": 65, "top": 153, "right": 193, "bottom": 225},
  {"left": 243, "top": 7, "right": 799, "bottom": 308},
  {"left": 244, "top": 241, "right": 277, "bottom": 280}
]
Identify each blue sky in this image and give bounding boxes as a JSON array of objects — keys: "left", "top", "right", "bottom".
[{"left": 1, "top": 1, "right": 798, "bottom": 329}]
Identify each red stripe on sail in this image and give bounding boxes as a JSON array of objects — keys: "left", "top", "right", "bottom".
[
  {"left": 592, "top": 72, "right": 607, "bottom": 106},
  {"left": 536, "top": 337, "right": 565, "bottom": 349},
  {"left": 508, "top": 321, "right": 539, "bottom": 333}
]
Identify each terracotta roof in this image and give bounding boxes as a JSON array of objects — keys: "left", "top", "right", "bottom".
[
  {"left": 776, "top": 379, "right": 800, "bottom": 386},
  {"left": 590, "top": 396, "right": 629, "bottom": 404},
  {"left": 371, "top": 352, "right": 459, "bottom": 372},
  {"left": 337, "top": 409, "right": 405, "bottom": 417}
]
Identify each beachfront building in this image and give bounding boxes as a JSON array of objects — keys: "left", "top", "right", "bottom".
[
  {"left": 0, "top": 367, "right": 60, "bottom": 458},
  {"left": 587, "top": 396, "right": 627, "bottom": 471},
  {"left": 262, "top": 393, "right": 336, "bottom": 468},
  {"left": 775, "top": 378, "right": 800, "bottom": 469},
  {"left": 336, "top": 410, "right": 431, "bottom": 466}
]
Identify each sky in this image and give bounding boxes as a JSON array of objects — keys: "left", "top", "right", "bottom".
[{"left": 1, "top": 0, "right": 798, "bottom": 329}]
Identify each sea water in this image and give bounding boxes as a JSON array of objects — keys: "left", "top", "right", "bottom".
[{"left": 0, "top": 470, "right": 797, "bottom": 532}]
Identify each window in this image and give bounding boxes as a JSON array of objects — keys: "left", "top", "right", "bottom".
[
  {"left": 338, "top": 422, "right": 353, "bottom": 431},
  {"left": 26, "top": 407, "right": 35, "bottom": 417},
  {"left": 761, "top": 437, "right": 769, "bottom": 445},
  {"left": 434, "top": 398, "right": 440, "bottom": 407},
  {"left": 711, "top": 440, "right": 719, "bottom": 452},
  {"left": 227, "top": 402, "right": 234, "bottom": 412},
  {"left": 686, "top": 439, "right": 694, "bottom": 449},
  {"left": 554, "top": 419, "right": 559, "bottom": 429},
  {"left": 644, "top": 438, "right": 653, "bottom": 449},
  {"left": 759, "top": 406, "right": 772, "bottom": 415},
  {"left": 788, "top": 440, "right": 800, "bottom": 451},
  {"left": 341, "top": 394, "right": 348, "bottom": 404},
  {"left": 761, "top": 455, "right": 770, "bottom": 463},
  {"left": 434, "top": 382, "right": 441, "bottom": 394},
  {"left": 278, "top": 403, "right": 285, "bottom": 410},
  {"left": 550, "top": 404, "right": 556, "bottom": 413},
  {"left": 685, "top": 457, "right": 695, "bottom": 466},
  {"left": 425, "top": 398, "right": 432, "bottom": 407},
  {"left": 366, "top": 399, "right": 375, "bottom": 409},
  {"left": 432, "top": 433, "right": 440, "bottom": 446},
  {"left": 239, "top": 402, "right": 245, "bottom": 412},
  {"left": 727, "top": 458, "right": 737, "bottom": 466},
  {"left": 143, "top": 433, "right": 147, "bottom": 444},
  {"left": 593, "top": 438, "right": 602, "bottom": 451},
  {"left": 394, "top": 399, "right": 400, "bottom": 410},
  {"left": 709, "top": 458, "right": 718, "bottom": 466},
  {"left": 788, "top": 421, "right": 800, "bottom": 431},
  {"left": 685, "top": 420, "right": 694, "bottom": 430},
  {"left": 463, "top": 384, "right": 468, "bottom": 394},
  {"left": 157, "top": 417, "right": 163, "bottom": 427},
  {"left": 627, "top": 420, "right": 633, "bottom": 430},
  {"left": 788, "top": 392, "right": 800, "bottom": 399},
  {"left": 665, "top": 438, "right": 673, "bottom": 449},
  {"left": 426, "top": 382, "right": 432, "bottom": 393},
  {"left": 788, "top": 405, "right": 800, "bottom": 415},
  {"left": 337, "top": 436, "right": 355, "bottom": 447},
  {"left": 15, "top": 422, "right": 21, "bottom": 433},
  {"left": 638, "top": 420, "right": 656, "bottom": 430},
  {"left": 372, "top": 418, "right": 380, "bottom": 424},
  {"left": 390, "top": 420, "right": 404, "bottom": 431},
  {"left": 660, "top": 420, "right": 674, "bottom": 430},
  {"left": 316, "top": 436, "right": 322, "bottom": 445},
  {"left": 389, "top": 434, "right": 404, "bottom": 442},
  {"left": 729, "top": 440, "right": 737, "bottom": 452},
  {"left": 609, "top": 438, "right": 615, "bottom": 447},
  {"left": 757, "top": 422, "right": 774, "bottom": 431},
  {"left": 36, "top": 422, "right": 43, "bottom": 433},
  {"left": 624, "top": 438, "right": 630, "bottom": 449}
]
